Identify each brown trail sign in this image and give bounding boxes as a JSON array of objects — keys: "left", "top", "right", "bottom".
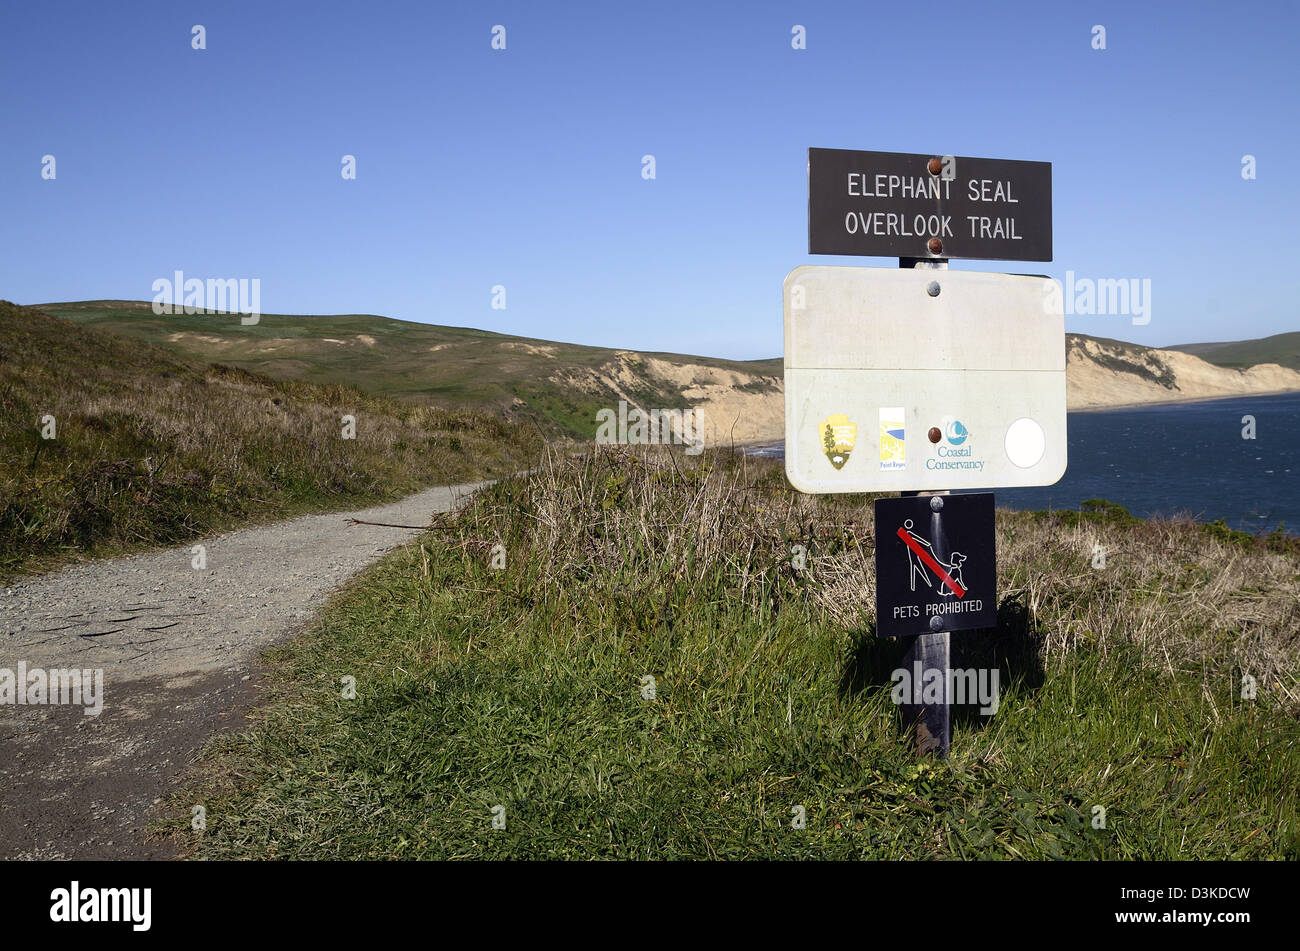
[{"left": 808, "top": 148, "right": 1052, "bottom": 262}]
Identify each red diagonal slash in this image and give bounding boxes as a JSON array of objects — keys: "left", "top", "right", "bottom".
[{"left": 896, "top": 527, "right": 966, "bottom": 598}]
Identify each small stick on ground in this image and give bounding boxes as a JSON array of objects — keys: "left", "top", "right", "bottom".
[{"left": 344, "top": 516, "right": 455, "bottom": 531}]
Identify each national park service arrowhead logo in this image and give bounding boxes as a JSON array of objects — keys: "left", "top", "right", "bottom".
[{"left": 820, "top": 414, "right": 857, "bottom": 470}]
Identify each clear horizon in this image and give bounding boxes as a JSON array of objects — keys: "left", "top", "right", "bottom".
[{"left": 3, "top": 0, "right": 1297, "bottom": 359}]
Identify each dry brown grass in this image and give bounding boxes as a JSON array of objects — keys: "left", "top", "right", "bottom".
[
  {"left": 998, "top": 513, "right": 1300, "bottom": 708},
  {"left": 458, "top": 444, "right": 1300, "bottom": 712}
]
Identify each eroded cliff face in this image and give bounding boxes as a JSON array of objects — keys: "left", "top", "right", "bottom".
[
  {"left": 552, "top": 351, "right": 784, "bottom": 447},
  {"left": 553, "top": 336, "right": 1300, "bottom": 449},
  {"left": 1065, "top": 336, "right": 1300, "bottom": 410}
]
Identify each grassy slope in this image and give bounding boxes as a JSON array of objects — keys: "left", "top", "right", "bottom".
[
  {"left": 167, "top": 449, "right": 1299, "bottom": 860},
  {"left": 1166, "top": 332, "right": 1300, "bottom": 373},
  {"left": 38, "top": 303, "right": 1300, "bottom": 445},
  {"left": 0, "top": 302, "right": 541, "bottom": 581},
  {"left": 36, "top": 300, "right": 782, "bottom": 440}
]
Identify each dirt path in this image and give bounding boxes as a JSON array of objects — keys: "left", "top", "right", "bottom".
[{"left": 0, "top": 482, "right": 489, "bottom": 859}]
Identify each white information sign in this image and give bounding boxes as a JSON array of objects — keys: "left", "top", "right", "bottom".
[{"left": 784, "top": 265, "right": 1067, "bottom": 493}]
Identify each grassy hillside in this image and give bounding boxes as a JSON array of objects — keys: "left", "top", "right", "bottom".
[
  {"left": 32, "top": 302, "right": 1298, "bottom": 447},
  {"left": 0, "top": 302, "right": 541, "bottom": 580},
  {"left": 1167, "top": 331, "right": 1300, "bottom": 373},
  {"left": 35, "top": 301, "right": 1294, "bottom": 449},
  {"left": 165, "top": 448, "right": 1299, "bottom": 859},
  {"left": 35, "top": 300, "right": 782, "bottom": 440}
]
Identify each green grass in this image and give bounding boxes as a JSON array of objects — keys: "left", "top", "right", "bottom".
[
  {"left": 1027, "top": 499, "right": 1300, "bottom": 557},
  {"left": 166, "top": 449, "right": 1300, "bottom": 859},
  {"left": 1167, "top": 331, "right": 1300, "bottom": 373},
  {"left": 33, "top": 299, "right": 783, "bottom": 440},
  {"left": 0, "top": 301, "right": 542, "bottom": 581}
]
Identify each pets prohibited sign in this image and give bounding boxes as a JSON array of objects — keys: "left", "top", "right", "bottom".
[{"left": 873, "top": 493, "right": 997, "bottom": 637}]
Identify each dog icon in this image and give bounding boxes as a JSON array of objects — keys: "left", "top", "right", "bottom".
[
  {"left": 938, "top": 551, "right": 967, "bottom": 597},
  {"left": 900, "top": 519, "right": 970, "bottom": 596}
]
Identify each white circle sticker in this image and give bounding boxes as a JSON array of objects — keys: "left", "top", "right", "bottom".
[{"left": 1005, "top": 417, "right": 1046, "bottom": 469}]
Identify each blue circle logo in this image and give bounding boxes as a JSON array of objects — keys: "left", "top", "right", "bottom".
[{"left": 946, "top": 420, "right": 969, "bottom": 445}]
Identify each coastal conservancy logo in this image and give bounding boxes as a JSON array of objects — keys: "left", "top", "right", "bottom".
[
  {"left": 820, "top": 414, "right": 857, "bottom": 469},
  {"left": 927, "top": 417, "right": 985, "bottom": 472},
  {"left": 879, "top": 407, "right": 905, "bottom": 471}
]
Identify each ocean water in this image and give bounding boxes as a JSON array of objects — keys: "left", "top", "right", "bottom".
[{"left": 748, "top": 392, "right": 1300, "bottom": 534}]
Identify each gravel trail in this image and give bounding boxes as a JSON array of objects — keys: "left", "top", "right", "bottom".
[{"left": 0, "top": 482, "right": 488, "bottom": 859}]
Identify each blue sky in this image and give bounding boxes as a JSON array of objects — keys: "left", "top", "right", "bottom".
[{"left": 2, "top": 0, "right": 1296, "bottom": 359}]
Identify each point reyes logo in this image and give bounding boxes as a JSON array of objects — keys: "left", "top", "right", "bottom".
[
  {"left": 945, "top": 420, "right": 969, "bottom": 445},
  {"left": 820, "top": 414, "right": 857, "bottom": 469},
  {"left": 879, "top": 407, "right": 905, "bottom": 471}
]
